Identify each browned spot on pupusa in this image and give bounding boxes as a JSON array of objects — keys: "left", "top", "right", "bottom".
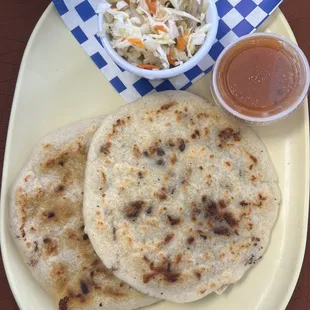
[
  {"left": 167, "top": 215, "right": 181, "bottom": 226},
  {"left": 213, "top": 227, "right": 231, "bottom": 236},
  {"left": 24, "top": 174, "right": 32, "bottom": 182},
  {"left": 223, "top": 212, "right": 238, "bottom": 227},
  {"left": 249, "top": 154, "right": 258, "bottom": 163},
  {"left": 43, "top": 143, "right": 52, "bottom": 149},
  {"left": 179, "top": 139, "right": 185, "bottom": 152},
  {"left": 157, "top": 101, "right": 177, "bottom": 112},
  {"left": 101, "top": 171, "right": 107, "bottom": 184},
  {"left": 240, "top": 200, "right": 249, "bottom": 207},
  {"left": 187, "top": 236, "right": 195, "bottom": 244},
  {"left": 63, "top": 228, "right": 84, "bottom": 249},
  {"left": 175, "top": 253, "right": 182, "bottom": 264},
  {"left": 143, "top": 258, "right": 181, "bottom": 284},
  {"left": 199, "top": 233, "right": 208, "bottom": 240},
  {"left": 174, "top": 110, "right": 184, "bottom": 122},
  {"left": 191, "top": 129, "right": 201, "bottom": 139},
  {"left": 157, "top": 148, "right": 165, "bottom": 156},
  {"left": 255, "top": 193, "right": 267, "bottom": 207},
  {"left": 47, "top": 211, "right": 55, "bottom": 218},
  {"left": 40, "top": 201, "right": 75, "bottom": 227},
  {"left": 170, "top": 153, "right": 177, "bottom": 165},
  {"left": 133, "top": 144, "right": 142, "bottom": 158},
  {"left": 146, "top": 206, "right": 152, "bottom": 214},
  {"left": 157, "top": 159, "right": 165, "bottom": 166},
  {"left": 59, "top": 296, "right": 69, "bottom": 310},
  {"left": 103, "top": 286, "right": 126, "bottom": 297},
  {"left": 33, "top": 241, "right": 39, "bottom": 252},
  {"left": 167, "top": 138, "right": 175, "bottom": 147},
  {"left": 109, "top": 118, "right": 127, "bottom": 136},
  {"left": 191, "top": 198, "right": 238, "bottom": 236},
  {"left": 29, "top": 258, "right": 38, "bottom": 267},
  {"left": 123, "top": 201, "right": 145, "bottom": 218},
  {"left": 42, "top": 238, "right": 58, "bottom": 258},
  {"left": 225, "top": 161, "right": 231, "bottom": 167},
  {"left": 197, "top": 112, "right": 209, "bottom": 119},
  {"left": 164, "top": 233, "right": 175, "bottom": 244},
  {"left": 55, "top": 185, "right": 65, "bottom": 193},
  {"left": 218, "top": 200, "right": 227, "bottom": 209},
  {"left": 250, "top": 175, "right": 257, "bottom": 182},
  {"left": 50, "top": 263, "right": 68, "bottom": 292},
  {"left": 148, "top": 144, "right": 157, "bottom": 155},
  {"left": 218, "top": 128, "right": 241, "bottom": 148},
  {"left": 154, "top": 187, "right": 168, "bottom": 200},
  {"left": 100, "top": 142, "right": 112, "bottom": 155},
  {"left": 194, "top": 271, "right": 201, "bottom": 280}
]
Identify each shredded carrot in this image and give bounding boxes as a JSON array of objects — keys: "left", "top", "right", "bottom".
[
  {"left": 146, "top": 0, "right": 157, "bottom": 15},
  {"left": 176, "top": 36, "right": 186, "bottom": 51},
  {"left": 121, "top": 38, "right": 126, "bottom": 42},
  {"left": 167, "top": 47, "right": 176, "bottom": 65},
  {"left": 167, "top": 55, "right": 176, "bottom": 65},
  {"left": 154, "top": 25, "right": 167, "bottom": 33},
  {"left": 137, "top": 64, "right": 160, "bottom": 70},
  {"left": 127, "top": 38, "right": 144, "bottom": 48}
]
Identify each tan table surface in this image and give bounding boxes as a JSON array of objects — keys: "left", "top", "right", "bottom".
[{"left": 0, "top": 1, "right": 309, "bottom": 309}]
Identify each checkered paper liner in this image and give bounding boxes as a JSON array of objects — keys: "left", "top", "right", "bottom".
[{"left": 53, "top": 0, "right": 282, "bottom": 103}]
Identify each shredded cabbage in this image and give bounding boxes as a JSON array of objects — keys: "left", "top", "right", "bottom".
[{"left": 98, "top": 0, "right": 211, "bottom": 70}]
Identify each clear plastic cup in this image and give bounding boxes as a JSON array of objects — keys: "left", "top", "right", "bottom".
[{"left": 211, "top": 33, "right": 310, "bottom": 126}]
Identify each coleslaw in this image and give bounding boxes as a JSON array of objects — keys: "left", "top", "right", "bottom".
[{"left": 97, "top": 0, "right": 211, "bottom": 70}]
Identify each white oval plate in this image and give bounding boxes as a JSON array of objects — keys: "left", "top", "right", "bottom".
[{"left": 1, "top": 4, "right": 309, "bottom": 310}]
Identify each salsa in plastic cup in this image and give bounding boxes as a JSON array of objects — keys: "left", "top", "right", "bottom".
[{"left": 211, "top": 33, "right": 310, "bottom": 126}]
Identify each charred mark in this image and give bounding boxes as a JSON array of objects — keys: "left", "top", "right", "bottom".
[
  {"left": 100, "top": 142, "right": 112, "bottom": 155},
  {"left": 156, "top": 159, "right": 165, "bottom": 166},
  {"left": 157, "top": 148, "right": 165, "bottom": 156},
  {"left": 179, "top": 139, "right": 185, "bottom": 152},
  {"left": 223, "top": 212, "right": 238, "bottom": 227},
  {"left": 167, "top": 215, "right": 180, "bottom": 226},
  {"left": 146, "top": 207, "right": 152, "bottom": 214},
  {"left": 194, "top": 271, "right": 201, "bottom": 280},
  {"left": 80, "top": 280, "right": 89, "bottom": 295},
  {"left": 59, "top": 296, "right": 69, "bottom": 310},
  {"left": 113, "top": 227, "right": 117, "bottom": 241},
  {"left": 123, "top": 201, "right": 145, "bottom": 218},
  {"left": 187, "top": 236, "right": 195, "bottom": 244},
  {"left": 164, "top": 233, "right": 175, "bottom": 244},
  {"left": 47, "top": 211, "right": 55, "bottom": 218},
  {"left": 143, "top": 259, "right": 181, "bottom": 284},
  {"left": 213, "top": 227, "right": 231, "bottom": 236},
  {"left": 55, "top": 185, "right": 65, "bottom": 192},
  {"left": 160, "top": 102, "right": 176, "bottom": 110}
]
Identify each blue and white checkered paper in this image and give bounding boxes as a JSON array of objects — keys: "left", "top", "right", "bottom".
[{"left": 53, "top": 0, "right": 282, "bottom": 103}]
